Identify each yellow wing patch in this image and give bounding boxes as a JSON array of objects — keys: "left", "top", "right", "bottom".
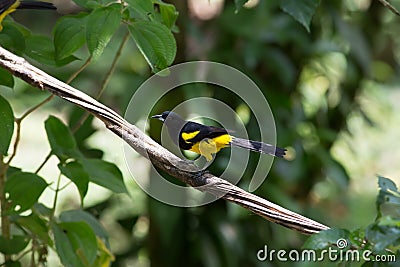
[
  {"left": 181, "top": 131, "right": 200, "bottom": 143},
  {"left": 213, "top": 134, "right": 232, "bottom": 150},
  {"left": 0, "top": 1, "right": 20, "bottom": 31}
]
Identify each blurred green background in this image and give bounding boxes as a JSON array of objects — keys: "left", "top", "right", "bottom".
[{"left": 2, "top": 0, "right": 400, "bottom": 266}]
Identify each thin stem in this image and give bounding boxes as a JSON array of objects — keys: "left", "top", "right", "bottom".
[
  {"left": 66, "top": 56, "right": 92, "bottom": 84},
  {"left": 35, "top": 152, "right": 52, "bottom": 174},
  {"left": 29, "top": 240, "right": 35, "bottom": 267},
  {"left": 58, "top": 181, "right": 72, "bottom": 191},
  {"left": 5, "top": 95, "right": 54, "bottom": 167},
  {"left": 5, "top": 120, "right": 21, "bottom": 166},
  {"left": 12, "top": 247, "right": 33, "bottom": 263},
  {"left": 20, "top": 95, "right": 54, "bottom": 121},
  {"left": 0, "top": 158, "right": 11, "bottom": 262},
  {"left": 97, "top": 32, "right": 130, "bottom": 99},
  {"left": 50, "top": 172, "right": 62, "bottom": 221},
  {"left": 71, "top": 31, "right": 130, "bottom": 132}
]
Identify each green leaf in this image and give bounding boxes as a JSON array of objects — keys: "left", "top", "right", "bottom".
[
  {"left": 279, "top": 0, "right": 320, "bottom": 32},
  {"left": 366, "top": 222, "right": 400, "bottom": 252},
  {"left": 2, "top": 260, "right": 21, "bottom": 267},
  {"left": 128, "top": 20, "right": 176, "bottom": 72},
  {"left": 33, "top": 203, "right": 53, "bottom": 217},
  {"left": 72, "top": 0, "right": 100, "bottom": 9},
  {"left": 378, "top": 176, "right": 398, "bottom": 192},
  {"left": 59, "top": 210, "right": 109, "bottom": 240},
  {"left": 0, "top": 21, "right": 28, "bottom": 53},
  {"left": 0, "top": 235, "right": 30, "bottom": 254},
  {"left": 86, "top": 4, "right": 122, "bottom": 59},
  {"left": 24, "top": 35, "right": 77, "bottom": 66},
  {"left": 153, "top": 0, "right": 178, "bottom": 29},
  {"left": 45, "top": 116, "right": 81, "bottom": 161},
  {"left": 81, "top": 158, "right": 127, "bottom": 194},
  {"left": 24, "top": 35, "right": 56, "bottom": 65},
  {"left": 53, "top": 221, "right": 98, "bottom": 267},
  {"left": 6, "top": 166, "right": 21, "bottom": 177},
  {"left": 92, "top": 237, "right": 115, "bottom": 267},
  {"left": 4, "top": 172, "right": 48, "bottom": 213},
  {"left": 69, "top": 108, "right": 96, "bottom": 142},
  {"left": 377, "top": 176, "right": 400, "bottom": 217},
  {"left": 126, "top": 0, "right": 154, "bottom": 20},
  {"left": 0, "top": 67, "right": 14, "bottom": 88},
  {"left": 15, "top": 214, "right": 53, "bottom": 245},
  {"left": 59, "top": 161, "right": 89, "bottom": 202},
  {"left": 54, "top": 14, "right": 88, "bottom": 60},
  {"left": 68, "top": 108, "right": 102, "bottom": 158},
  {"left": 0, "top": 94, "right": 14, "bottom": 155},
  {"left": 303, "top": 228, "right": 350, "bottom": 250}
]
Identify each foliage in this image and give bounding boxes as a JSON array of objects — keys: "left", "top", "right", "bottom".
[
  {"left": 303, "top": 176, "right": 399, "bottom": 266},
  {"left": 0, "top": 0, "right": 399, "bottom": 266},
  {"left": 0, "top": 0, "right": 177, "bottom": 265}
]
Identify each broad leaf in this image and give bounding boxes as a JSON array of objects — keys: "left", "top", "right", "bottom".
[
  {"left": 54, "top": 14, "right": 88, "bottom": 60},
  {"left": 72, "top": 0, "right": 100, "bottom": 9},
  {"left": 0, "top": 235, "right": 30, "bottom": 254},
  {"left": 86, "top": 4, "right": 122, "bottom": 59},
  {"left": 1, "top": 260, "right": 21, "bottom": 267},
  {"left": 366, "top": 222, "right": 400, "bottom": 252},
  {"left": 279, "top": 0, "right": 320, "bottom": 32},
  {"left": 154, "top": 0, "right": 178, "bottom": 29},
  {"left": 0, "top": 21, "right": 27, "bottom": 53},
  {"left": 93, "top": 237, "right": 115, "bottom": 267},
  {"left": 0, "top": 67, "right": 14, "bottom": 88},
  {"left": 4, "top": 172, "right": 48, "bottom": 213},
  {"left": 376, "top": 176, "right": 400, "bottom": 217},
  {"left": 53, "top": 221, "right": 98, "bottom": 267},
  {"left": 0, "top": 94, "right": 14, "bottom": 155},
  {"left": 303, "top": 228, "right": 350, "bottom": 250},
  {"left": 81, "top": 158, "right": 127, "bottom": 194},
  {"left": 128, "top": 20, "right": 176, "bottom": 72},
  {"left": 125, "top": 0, "right": 153, "bottom": 20},
  {"left": 60, "top": 209, "right": 109, "bottom": 240},
  {"left": 45, "top": 116, "right": 81, "bottom": 160},
  {"left": 15, "top": 214, "right": 52, "bottom": 245},
  {"left": 59, "top": 161, "right": 89, "bottom": 202},
  {"left": 24, "top": 35, "right": 77, "bottom": 66}
]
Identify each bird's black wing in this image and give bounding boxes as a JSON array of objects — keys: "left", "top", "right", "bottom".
[
  {"left": 0, "top": 0, "right": 15, "bottom": 14},
  {"left": 181, "top": 122, "right": 228, "bottom": 142},
  {"left": 18, "top": 1, "right": 55, "bottom": 10}
]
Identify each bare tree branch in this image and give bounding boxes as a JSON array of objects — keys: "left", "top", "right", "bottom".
[
  {"left": 0, "top": 46, "right": 329, "bottom": 234},
  {"left": 377, "top": 0, "right": 400, "bottom": 16}
]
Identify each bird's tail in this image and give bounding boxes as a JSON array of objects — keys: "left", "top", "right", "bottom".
[
  {"left": 18, "top": 1, "right": 56, "bottom": 10},
  {"left": 230, "top": 137, "right": 286, "bottom": 158}
]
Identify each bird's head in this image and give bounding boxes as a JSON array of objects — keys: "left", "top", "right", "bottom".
[
  {"left": 151, "top": 111, "right": 185, "bottom": 124},
  {"left": 151, "top": 111, "right": 171, "bottom": 122},
  {"left": 151, "top": 111, "right": 186, "bottom": 140}
]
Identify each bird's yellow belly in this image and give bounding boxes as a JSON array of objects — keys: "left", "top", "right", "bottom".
[{"left": 189, "top": 134, "right": 231, "bottom": 161}]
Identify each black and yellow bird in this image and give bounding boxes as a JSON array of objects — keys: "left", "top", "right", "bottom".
[
  {"left": 0, "top": 0, "right": 55, "bottom": 30},
  {"left": 152, "top": 111, "right": 286, "bottom": 162}
]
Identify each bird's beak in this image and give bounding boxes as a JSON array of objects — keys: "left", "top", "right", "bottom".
[{"left": 151, "top": 114, "right": 163, "bottom": 121}]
